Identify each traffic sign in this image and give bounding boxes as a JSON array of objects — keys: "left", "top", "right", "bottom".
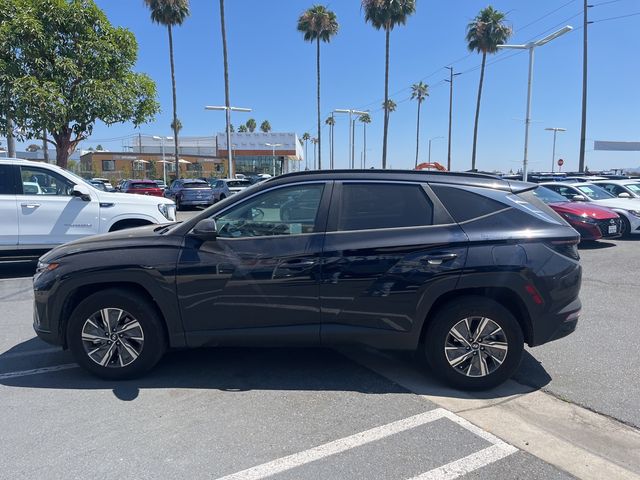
[{"left": 557, "top": 158, "right": 564, "bottom": 167}]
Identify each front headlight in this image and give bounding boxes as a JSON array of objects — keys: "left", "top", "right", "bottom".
[
  {"left": 627, "top": 210, "right": 640, "bottom": 218},
  {"left": 36, "top": 261, "right": 59, "bottom": 274},
  {"left": 158, "top": 203, "right": 177, "bottom": 222},
  {"left": 562, "top": 212, "right": 598, "bottom": 224}
]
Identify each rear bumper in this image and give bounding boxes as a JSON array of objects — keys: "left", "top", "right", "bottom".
[
  {"left": 531, "top": 297, "right": 581, "bottom": 346},
  {"left": 181, "top": 198, "right": 214, "bottom": 206}
]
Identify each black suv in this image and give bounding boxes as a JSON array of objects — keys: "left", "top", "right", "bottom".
[{"left": 33, "top": 170, "right": 582, "bottom": 389}]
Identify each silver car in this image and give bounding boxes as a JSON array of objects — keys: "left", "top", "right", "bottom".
[{"left": 211, "top": 178, "right": 252, "bottom": 202}]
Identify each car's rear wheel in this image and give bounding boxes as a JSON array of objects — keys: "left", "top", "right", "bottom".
[
  {"left": 620, "top": 215, "right": 632, "bottom": 238},
  {"left": 67, "top": 289, "right": 166, "bottom": 379},
  {"left": 176, "top": 196, "right": 183, "bottom": 211},
  {"left": 422, "top": 296, "right": 524, "bottom": 390}
]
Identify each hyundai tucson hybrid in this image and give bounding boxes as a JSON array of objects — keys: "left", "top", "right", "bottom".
[{"left": 33, "top": 171, "right": 582, "bottom": 390}]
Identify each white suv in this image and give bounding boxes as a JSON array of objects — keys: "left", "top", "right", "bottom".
[{"left": 0, "top": 158, "right": 176, "bottom": 252}]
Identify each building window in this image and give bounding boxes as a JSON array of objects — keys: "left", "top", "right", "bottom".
[{"left": 102, "top": 160, "right": 115, "bottom": 171}]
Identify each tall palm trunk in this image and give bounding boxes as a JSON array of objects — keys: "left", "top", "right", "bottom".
[
  {"left": 316, "top": 38, "right": 322, "bottom": 170},
  {"left": 382, "top": 28, "right": 390, "bottom": 169},
  {"left": 167, "top": 25, "right": 180, "bottom": 177},
  {"left": 304, "top": 140, "right": 308, "bottom": 170},
  {"left": 220, "top": 0, "right": 232, "bottom": 178},
  {"left": 471, "top": 52, "right": 486, "bottom": 171},
  {"left": 414, "top": 101, "right": 422, "bottom": 168}
]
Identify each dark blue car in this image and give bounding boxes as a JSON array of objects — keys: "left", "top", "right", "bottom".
[{"left": 164, "top": 179, "right": 215, "bottom": 210}]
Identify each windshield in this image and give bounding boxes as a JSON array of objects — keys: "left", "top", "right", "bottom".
[
  {"left": 625, "top": 183, "right": 640, "bottom": 194},
  {"left": 532, "top": 186, "right": 569, "bottom": 204},
  {"left": 227, "top": 180, "right": 251, "bottom": 187},
  {"left": 576, "top": 184, "right": 615, "bottom": 200}
]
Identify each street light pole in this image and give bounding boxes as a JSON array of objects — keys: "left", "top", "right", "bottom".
[
  {"left": 545, "top": 128, "right": 566, "bottom": 172},
  {"left": 498, "top": 26, "right": 573, "bottom": 182},
  {"left": 335, "top": 108, "right": 368, "bottom": 168},
  {"left": 205, "top": 105, "right": 251, "bottom": 179},
  {"left": 265, "top": 143, "right": 283, "bottom": 176},
  {"left": 428, "top": 136, "right": 444, "bottom": 164},
  {"left": 153, "top": 135, "right": 173, "bottom": 185},
  {"left": 444, "top": 67, "right": 461, "bottom": 172}
]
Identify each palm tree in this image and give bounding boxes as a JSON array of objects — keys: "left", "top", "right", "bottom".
[
  {"left": 325, "top": 115, "right": 335, "bottom": 169},
  {"left": 260, "top": 120, "right": 271, "bottom": 133},
  {"left": 238, "top": 125, "right": 248, "bottom": 133},
  {"left": 246, "top": 118, "right": 257, "bottom": 132},
  {"left": 362, "top": 0, "right": 415, "bottom": 169},
  {"left": 410, "top": 81, "right": 429, "bottom": 168},
  {"left": 383, "top": 99, "right": 396, "bottom": 112},
  {"left": 311, "top": 137, "right": 318, "bottom": 169},
  {"left": 359, "top": 113, "right": 371, "bottom": 168},
  {"left": 297, "top": 5, "right": 339, "bottom": 170},
  {"left": 144, "top": 0, "right": 190, "bottom": 177},
  {"left": 302, "top": 132, "right": 311, "bottom": 169},
  {"left": 466, "top": 6, "right": 512, "bottom": 171}
]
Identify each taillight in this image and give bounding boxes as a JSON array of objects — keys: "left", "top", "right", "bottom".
[
  {"left": 547, "top": 239, "right": 580, "bottom": 261},
  {"left": 524, "top": 284, "right": 544, "bottom": 305}
]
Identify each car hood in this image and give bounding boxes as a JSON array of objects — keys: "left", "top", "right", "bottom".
[
  {"left": 40, "top": 224, "right": 182, "bottom": 262},
  {"left": 589, "top": 197, "right": 640, "bottom": 210},
  {"left": 95, "top": 190, "right": 174, "bottom": 205},
  {"left": 549, "top": 202, "right": 619, "bottom": 219}
]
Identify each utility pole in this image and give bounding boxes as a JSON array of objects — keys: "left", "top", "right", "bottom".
[
  {"left": 578, "top": 0, "right": 591, "bottom": 173},
  {"left": 444, "top": 67, "right": 460, "bottom": 172}
]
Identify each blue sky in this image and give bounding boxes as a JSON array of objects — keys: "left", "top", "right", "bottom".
[{"left": 71, "top": 0, "right": 640, "bottom": 172}]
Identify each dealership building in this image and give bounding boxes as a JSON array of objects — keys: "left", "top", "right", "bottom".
[{"left": 79, "top": 132, "right": 303, "bottom": 181}]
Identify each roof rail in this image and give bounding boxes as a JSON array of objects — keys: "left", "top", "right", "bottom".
[{"left": 278, "top": 169, "right": 501, "bottom": 181}]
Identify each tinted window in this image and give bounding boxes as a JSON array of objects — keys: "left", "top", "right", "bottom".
[
  {"left": 576, "top": 184, "right": 614, "bottom": 200},
  {"left": 531, "top": 186, "right": 569, "bottom": 204},
  {"left": 19, "top": 167, "right": 74, "bottom": 196},
  {"left": 182, "top": 182, "right": 210, "bottom": 189},
  {"left": 215, "top": 184, "right": 324, "bottom": 238},
  {"left": 337, "top": 183, "right": 432, "bottom": 231},
  {"left": 431, "top": 185, "right": 505, "bottom": 223},
  {"left": 129, "top": 182, "right": 156, "bottom": 189},
  {"left": 227, "top": 180, "right": 251, "bottom": 188},
  {"left": 0, "top": 165, "right": 17, "bottom": 194},
  {"left": 544, "top": 184, "right": 581, "bottom": 200}
]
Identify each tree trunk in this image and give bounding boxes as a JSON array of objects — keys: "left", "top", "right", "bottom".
[
  {"left": 471, "top": 52, "right": 486, "bottom": 171},
  {"left": 220, "top": 0, "right": 233, "bottom": 178},
  {"left": 42, "top": 131, "right": 49, "bottom": 163},
  {"left": 167, "top": 25, "right": 180, "bottom": 178},
  {"left": 382, "top": 28, "right": 390, "bottom": 169},
  {"left": 316, "top": 38, "right": 322, "bottom": 170},
  {"left": 415, "top": 101, "right": 421, "bottom": 168},
  {"left": 6, "top": 115, "right": 16, "bottom": 158},
  {"left": 53, "top": 131, "right": 72, "bottom": 169}
]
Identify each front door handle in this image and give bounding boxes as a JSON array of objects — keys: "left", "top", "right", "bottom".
[
  {"left": 423, "top": 253, "right": 458, "bottom": 266},
  {"left": 21, "top": 203, "right": 41, "bottom": 209},
  {"left": 281, "top": 259, "right": 317, "bottom": 269}
]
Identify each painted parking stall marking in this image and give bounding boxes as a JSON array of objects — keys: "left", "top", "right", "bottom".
[
  {"left": 215, "top": 408, "right": 516, "bottom": 480},
  {"left": 0, "top": 363, "right": 78, "bottom": 380}
]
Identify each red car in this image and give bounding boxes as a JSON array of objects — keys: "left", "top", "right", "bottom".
[
  {"left": 119, "top": 179, "right": 164, "bottom": 197},
  {"left": 533, "top": 186, "right": 621, "bottom": 241}
]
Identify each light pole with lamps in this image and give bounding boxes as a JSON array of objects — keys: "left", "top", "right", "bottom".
[
  {"left": 544, "top": 128, "right": 566, "bottom": 173},
  {"left": 153, "top": 135, "right": 173, "bottom": 185},
  {"left": 204, "top": 105, "right": 252, "bottom": 179},
  {"left": 265, "top": 143, "right": 283, "bottom": 176},
  {"left": 334, "top": 108, "right": 368, "bottom": 168},
  {"left": 428, "top": 136, "right": 444, "bottom": 164},
  {"left": 498, "top": 26, "right": 573, "bottom": 182}
]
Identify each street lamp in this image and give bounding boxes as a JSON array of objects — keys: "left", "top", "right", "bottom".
[
  {"left": 498, "top": 25, "right": 573, "bottom": 182},
  {"left": 334, "top": 108, "right": 368, "bottom": 168},
  {"left": 205, "top": 105, "right": 252, "bottom": 179},
  {"left": 265, "top": 143, "right": 283, "bottom": 176},
  {"left": 544, "top": 128, "right": 566, "bottom": 173},
  {"left": 153, "top": 135, "right": 173, "bottom": 185},
  {"left": 428, "top": 136, "right": 445, "bottom": 164}
]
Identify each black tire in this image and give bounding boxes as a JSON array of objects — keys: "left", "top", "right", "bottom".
[
  {"left": 175, "top": 196, "right": 182, "bottom": 211},
  {"left": 620, "top": 214, "right": 632, "bottom": 239},
  {"left": 219, "top": 194, "right": 226, "bottom": 201},
  {"left": 67, "top": 289, "right": 166, "bottom": 380},
  {"left": 422, "top": 296, "right": 524, "bottom": 390}
]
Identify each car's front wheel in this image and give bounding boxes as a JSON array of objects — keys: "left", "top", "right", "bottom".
[
  {"left": 67, "top": 289, "right": 166, "bottom": 379},
  {"left": 422, "top": 296, "right": 524, "bottom": 390}
]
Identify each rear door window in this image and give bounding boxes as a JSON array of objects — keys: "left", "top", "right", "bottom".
[
  {"left": 0, "top": 165, "right": 18, "bottom": 194},
  {"left": 336, "top": 183, "right": 433, "bottom": 231}
]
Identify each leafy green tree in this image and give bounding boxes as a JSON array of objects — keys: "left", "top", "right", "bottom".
[
  {"left": 145, "top": 0, "right": 190, "bottom": 175},
  {"left": 297, "top": 5, "right": 339, "bottom": 170},
  {"left": 238, "top": 125, "right": 248, "bottom": 133},
  {"left": 466, "top": 6, "right": 511, "bottom": 170},
  {"left": 229, "top": 124, "right": 235, "bottom": 133},
  {"left": 26, "top": 144, "right": 39, "bottom": 152},
  {"left": 246, "top": 118, "right": 257, "bottom": 132},
  {"left": 260, "top": 120, "right": 271, "bottom": 133},
  {"left": 0, "top": 0, "right": 159, "bottom": 168},
  {"left": 362, "top": 0, "right": 415, "bottom": 169},
  {"left": 325, "top": 115, "right": 335, "bottom": 169},
  {"left": 410, "top": 81, "right": 429, "bottom": 168},
  {"left": 96, "top": 144, "right": 105, "bottom": 151}
]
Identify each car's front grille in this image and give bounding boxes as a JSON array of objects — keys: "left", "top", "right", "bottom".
[{"left": 596, "top": 217, "right": 622, "bottom": 237}]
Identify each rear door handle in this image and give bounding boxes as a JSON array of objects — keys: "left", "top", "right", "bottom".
[
  {"left": 280, "top": 259, "right": 317, "bottom": 269},
  {"left": 423, "top": 253, "right": 458, "bottom": 265},
  {"left": 21, "top": 203, "right": 41, "bottom": 209}
]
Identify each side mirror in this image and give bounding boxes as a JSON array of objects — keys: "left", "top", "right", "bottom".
[
  {"left": 618, "top": 192, "right": 632, "bottom": 199},
  {"left": 192, "top": 218, "right": 218, "bottom": 239},
  {"left": 72, "top": 184, "right": 91, "bottom": 201},
  {"left": 571, "top": 194, "right": 587, "bottom": 202}
]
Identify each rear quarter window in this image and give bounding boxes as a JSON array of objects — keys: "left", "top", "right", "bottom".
[{"left": 430, "top": 185, "right": 507, "bottom": 223}]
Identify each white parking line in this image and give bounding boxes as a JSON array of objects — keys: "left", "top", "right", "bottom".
[
  {"left": 0, "top": 347, "right": 62, "bottom": 360},
  {"left": 0, "top": 363, "right": 78, "bottom": 380},
  {"left": 214, "top": 407, "right": 516, "bottom": 480}
]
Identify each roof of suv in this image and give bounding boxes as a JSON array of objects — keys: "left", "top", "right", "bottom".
[{"left": 273, "top": 169, "right": 529, "bottom": 192}]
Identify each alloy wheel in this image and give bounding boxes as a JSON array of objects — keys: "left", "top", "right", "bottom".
[
  {"left": 444, "top": 316, "right": 508, "bottom": 378},
  {"left": 81, "top": 308, "right": 145, "bottom": 368}
]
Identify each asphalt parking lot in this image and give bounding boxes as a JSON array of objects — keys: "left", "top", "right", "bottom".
[{"left": 1, "top": 216, "right": 639, "bottom": 479}]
